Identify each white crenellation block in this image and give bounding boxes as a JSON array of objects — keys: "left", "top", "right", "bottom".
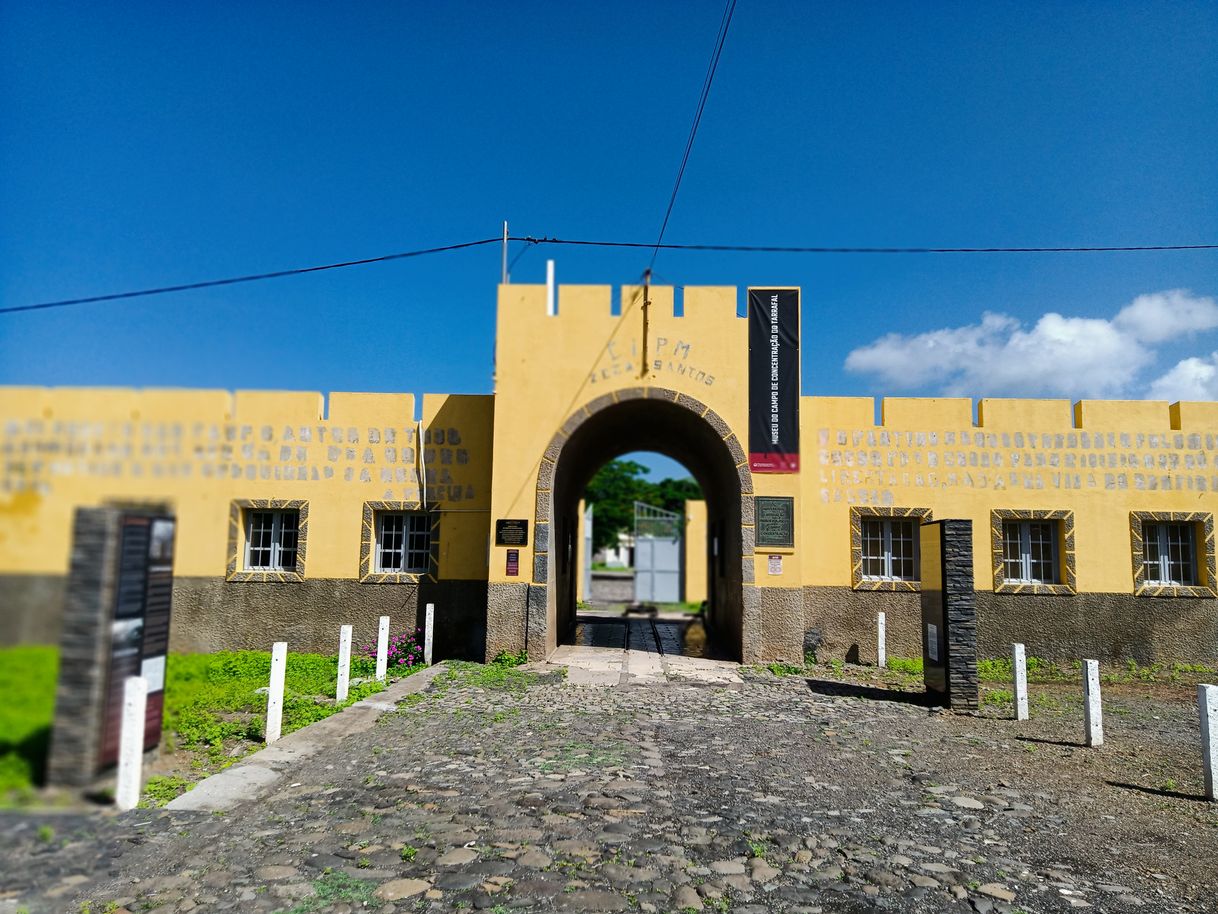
[
  {"left": 876, "top": 612, "right": 886, "bottom": 669},
  {"left": 1200, "top": 683, "right": 1217, "bottom": 801},
  {"left": 424, "top": 603, "right": 435, "bottom": 666},
  {"left": 115, "top": 676, "right": 149, "bottom": 811},
  {"left": 375, "top": 615, "right": 390, "bottom": 681},
  {"left": 266, "top": 641, "right": 287, "bottom": 745},
  {"left": 336, "top": 625, "right": 352, "bottom": 702},
  {"left": 1083, "top": 659, "right": 1103, "bottom": 747},
  {"left": 1012, "top": 643, "right": 1029, "bottom": 721}
]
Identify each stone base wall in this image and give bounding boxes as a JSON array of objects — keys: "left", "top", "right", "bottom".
[
  {"left": 804, "top": 586, "right": 1218, "bottom": 666},
  {"left": 0, "top": 574, "right": 68, "bottom": 646},
  {"left": 169, "top": 578, "right": 487, "bottom": 661},
  {"left": 975, "top": 592, "right": 1218, "bottom": 666},
  {"left": 758, "top": 586, "right": 804, "bottom": 663}
]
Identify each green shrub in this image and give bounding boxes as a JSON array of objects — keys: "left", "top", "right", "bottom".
[{"left": 887, "top": 657, "right": 923, "bottom": 675}]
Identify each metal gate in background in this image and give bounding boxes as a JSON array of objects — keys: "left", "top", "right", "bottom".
[{"left": 633, "top": 501, "right": 682, "bottom": 603}]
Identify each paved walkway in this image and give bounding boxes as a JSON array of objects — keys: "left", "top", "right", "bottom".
[
  {"left": 562, "top": 616, "right": 742, "bottom": 686},
  {"left": 2, "top": 662, "right": 1214, "bottom": 914}
]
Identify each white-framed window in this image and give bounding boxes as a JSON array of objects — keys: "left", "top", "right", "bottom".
[
  {"left": 860, "top": 517, "right": 918, "bottom": 581},
  {"left": 1001, "top": 520, "right": 1059, "bottom": 585},
  {"left": 1142, "top": 522, "right": 1199, "bottom": 586},
  {"left": 244, "top": 509, "right": 299, "bottom": 572},
  {"left": 375, "top": 511, "right": 431, "bottom": 573}
]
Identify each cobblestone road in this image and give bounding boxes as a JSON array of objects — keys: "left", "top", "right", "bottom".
[{"left": 2, "top": 659, "right": 1215, "bottom": 914}]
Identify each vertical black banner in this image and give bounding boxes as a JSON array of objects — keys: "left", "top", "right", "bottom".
[{"left": 748, "top": 288, "right": 800, "bottom": 473}]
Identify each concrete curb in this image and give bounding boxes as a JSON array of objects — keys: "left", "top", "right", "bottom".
[{"left": 166, "top": 663, "right": 448, "bottom": 812}]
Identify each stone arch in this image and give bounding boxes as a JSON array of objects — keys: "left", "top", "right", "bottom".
[{"left": 526, "top": 386, "right": 759, "bottom": 662}]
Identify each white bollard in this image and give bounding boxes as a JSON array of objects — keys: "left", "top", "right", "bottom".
[
  {"left": 1012, "top": 643, "right": 1029, "bottom": 722},
  {"left": 375, "top": 615, "right": 390, "bottom": 681},
  {"left": 1083, "top": 659, "right": 1103, "bottom": 747},
  {"left": 266, "top": 641, "right": 287, "bottom": 744},
  {"left": 424, "top": 603, "right": 435, "bottom": 666},
  {"left": 1200, "top": 683, "right": 1217, "bottom": 801},
  {"left": 336, "top": 624, "right": 352, "bottom": 702},
  {"left": 115, "top": 676, "right": 149, "bottom": 811},
  {"left": 876, "top": 611, "right": 886, "bottom": 669}
]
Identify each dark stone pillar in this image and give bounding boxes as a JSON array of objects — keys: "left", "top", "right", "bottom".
[
  {"left": 919, "top": 519, "right": 979, "bottom": 710},
  {"left": 47, "top": 508, "right": 122, "bottom": 787}
]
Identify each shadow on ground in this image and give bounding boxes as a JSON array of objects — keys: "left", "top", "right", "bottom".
[{"left": 802, "top": 679, "right": 933, "bottom": 707}]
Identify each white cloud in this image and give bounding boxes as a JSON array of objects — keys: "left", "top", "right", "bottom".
[
  {"left": 1113, "top": 289, "right": 1218, "bottom": 343},
  {"left": 1146, "top": 353, "right": 1218, "bottom": 401},
  {"left": 844, "top": 289, "right": 1218, "bottom": 400}
]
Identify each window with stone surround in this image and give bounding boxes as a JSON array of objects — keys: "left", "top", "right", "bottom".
[
  {"left": 360, "top": 501, "right": 439, "bottom": 583},
  {"left": 850, "top": 507, "right": 930, "bottom": 591},
  {"left": 990, "top": 509, "right": 1074, "bottom": 596},
  {"left": 226, "top": 499, "right": 308, "bottom": 583},
  {"left": 1130, "top": 512, "right": 1215, "bottom": 598}
]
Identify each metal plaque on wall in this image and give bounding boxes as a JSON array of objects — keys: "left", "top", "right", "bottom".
[
  {"left": 495, "top": 519, "right": 529, "bottom": 547},
  {"left": 755, "top": 496, "right": 795, "bottom": 549}
]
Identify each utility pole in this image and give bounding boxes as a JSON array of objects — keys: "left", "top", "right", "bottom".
[
  {"left": 501, "top": 221, "right": 509, "bottom": 284},
  {"left": 640, "top": 268, "right": 651, "bottom": 380}
]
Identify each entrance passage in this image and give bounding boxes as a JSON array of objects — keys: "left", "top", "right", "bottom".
[
  {"left": 572, "top": 609, "right": 721, "bottom": 658},
  {"left": 545, "top": 394, "right": 748, "bottom": 662}
]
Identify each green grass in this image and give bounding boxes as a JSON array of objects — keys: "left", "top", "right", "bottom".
[
  {"left": 1, "top": 646, "right": 407, "bottom": 805},
  {"left": 160, "top": 649, "right": 392, "bottom": 789},
  {"left": 0, "top": 646, "right": 59, "bottom": 803},
  {"left": 280, "top": 871, "right": 378, "bottom": 914}
]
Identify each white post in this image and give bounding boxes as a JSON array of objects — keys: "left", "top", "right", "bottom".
[
  {"left": 876, "top": 612, "right": 886, "bottom": 669},
  {"left": 266, "top": 642, "right": 287, "bottom": 745},
  {"left": 1012, "top": 643, "right": 1029, "bottom": 721},
  {"left": 424, "top": 603, "right": 435, "bottom": 666},
  {"left": 1200, "top": 683, "right": 1217, "bottom": 801},
  {"left": 375, "top": 615, "right": 390, "bottom": 681},
  {"left": 336, "top": 624, "right": 352, "bottom": 702},
  {"left": 1083, "top": 659, "right": 1103, "bottom": 747},
  {"left": 115, "top": 676, "right": 149, "bottom": 811},
  {"left": 545, "top": 259, "right": 556, "bottom": 316}
]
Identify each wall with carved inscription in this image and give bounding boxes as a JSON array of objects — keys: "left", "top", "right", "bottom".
[
  {"left": 0, "top": 387, "right": 493, "bottom": 581},
  {"left": 803, "top": 395, "right": 1218, "bottom": 595}
]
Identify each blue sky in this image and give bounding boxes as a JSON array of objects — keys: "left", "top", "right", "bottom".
[{"left": 2, "top": 2, "right": 1216, "bottom": 481}]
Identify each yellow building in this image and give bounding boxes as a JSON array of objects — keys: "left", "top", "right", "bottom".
[{"left": 2, "top": 283, "right": 1215, "bottom": 664}]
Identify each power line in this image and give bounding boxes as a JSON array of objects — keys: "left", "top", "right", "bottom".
[
  {"left": 521, "top": 236, "right": 1218, "bottom": 255},
  {"left": 649, "top": 0, "right": 738, "bottom": 271},
  {"left": 5, "top": 233, "right": 1217, "bottom": 315},
  {"left": 0, "top": 238, "right": 500, "bottom": 315}
]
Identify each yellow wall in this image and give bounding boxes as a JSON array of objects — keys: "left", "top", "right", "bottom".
[
  {"left": 3, "top": 285, "right": 1215, "bottom": 604},
  {"left": 0, "top": 387, "right": 493, "bottom": 580},
  {"left": 804, "top": 396, "right": 1218, "bottom": 593},
  {"left": 487, "top": 283, "right": 752, "bottom": 583},
  {"left": 685, "top": 499, "right": 707, "bottom": 604}
]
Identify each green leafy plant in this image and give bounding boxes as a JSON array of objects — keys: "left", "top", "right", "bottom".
[
  {"left": 400, "top": 844, "right": 417, "bottom": 861},
  {"left": 140, "top": 775, "right": 194, "bottom": 807},
  {"left": 766, "top": 662, "right": 804, "bottom": 677},
  {"left": 492, "top": 650, "right": 529, "bottom": 667}
]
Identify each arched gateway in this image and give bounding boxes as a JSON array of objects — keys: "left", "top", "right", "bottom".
[
  {"left": 483, "top": 283, "right": 805, "bottom": 666},
  {"left": 534, "top": 389, "right": 755, "bottom": 661}
]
